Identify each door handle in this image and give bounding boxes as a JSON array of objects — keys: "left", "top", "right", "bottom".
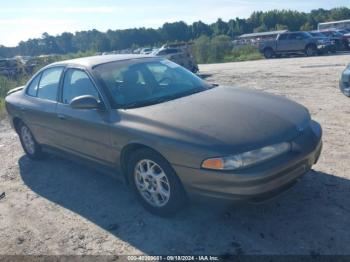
[{"left": 57, "top": 114, "right": 66, "bottom": 120}]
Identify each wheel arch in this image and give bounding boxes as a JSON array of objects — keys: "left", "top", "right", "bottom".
[
  {"left": 12, "top": 117, "right": 23, "bottom": 134},
  {"left": 263, "top": 47, "right": 274, "bottom": 58},
  {"left": 264, "top": 46, "right": 273, "bottom": 51},
  {"left": 305, "top": 43, "right": 317, "bottom": 50},
  {"left": 120, "top": 143, "right": 168, "bottom": 184}
]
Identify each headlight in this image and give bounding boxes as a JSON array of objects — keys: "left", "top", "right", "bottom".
[
  {"left": 201, "top": 142, "right": 291, "bottom": 171},
  {"left": 317, "top": 39, "right": 326, "bottom": 44}
]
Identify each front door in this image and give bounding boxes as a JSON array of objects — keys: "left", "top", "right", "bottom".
[{"left": 55, "top": 68, "right": 114, "bottom": 165}]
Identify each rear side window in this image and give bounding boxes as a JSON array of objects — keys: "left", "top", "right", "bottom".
[
  {"left": 26, "top": 74, "right": 41, "bottom": 97},
  {"left": 37, "top": 67, "right": 64, "bottom": 101}
]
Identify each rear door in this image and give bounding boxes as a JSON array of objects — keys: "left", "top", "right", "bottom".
[
  {"left": 55, "top": 68, "right": 114, "bottom": 165},
  {"left": 22, "top": 66, "right": 64, "bottom": 146}
]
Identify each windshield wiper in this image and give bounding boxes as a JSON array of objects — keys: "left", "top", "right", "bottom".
[{"left": 122, "top": 99, "right": 164, "bottom": 109}]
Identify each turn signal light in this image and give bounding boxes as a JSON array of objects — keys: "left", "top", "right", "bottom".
[{"left": 202, "top": 158, "right": 224, "bottom": 170}]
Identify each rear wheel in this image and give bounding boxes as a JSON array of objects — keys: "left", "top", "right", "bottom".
[
  {"left": 127, "top": 148, "right": 187, "bottom": 216},
  {"left": 263, "top": 48, "right": 274, "bottom": 59},
  {"left": 18, "top": 122, "right": 44, "bottom": 160}
]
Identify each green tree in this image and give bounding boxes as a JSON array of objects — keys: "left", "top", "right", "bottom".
[
  {"left": 190, "top": 21, "right": 212, "bottom": 38},
  {"left": 254, "top": 24, "right": 268, "bottom": 32},
  {"left": 208, "top": 35, "right": 232, "bottom": 62},
  {"left": 211, "top": 18, "right": 229, "bottom": 36},
  {"left": 1, "top": 7, "right": 350, "bottom": 57},
  {"left": 300, "top": 22, "right": 314, "bottom": 31},
  {"left": 275, "top": 24, "right": 288, "bottom": 30},
  {"left": 193, "top": 35, "right": 211, "bottom": 63},
  {"left": 160, "top": 21, "right": 190, "bottom": 42}
]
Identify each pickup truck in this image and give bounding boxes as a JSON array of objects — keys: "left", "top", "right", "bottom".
[{"left": 259, "top": 31, "right": 328, "bottom": 58}]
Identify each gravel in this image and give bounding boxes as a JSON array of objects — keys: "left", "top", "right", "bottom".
[{"left": 1, "top": 54, "right": 350, "bottom": 255}]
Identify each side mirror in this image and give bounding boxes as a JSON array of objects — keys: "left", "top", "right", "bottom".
[{"left": 70, "top": 95, "right": 100, "bottom": 109}]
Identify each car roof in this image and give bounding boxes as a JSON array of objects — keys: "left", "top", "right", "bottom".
[
  {"left": 48, "top": 54, "right": 155, "bottom": 70},
  {"left": 282, "top": 31, "right": 304, "bottom": 34}
]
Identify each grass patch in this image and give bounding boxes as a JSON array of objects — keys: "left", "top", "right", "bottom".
[
  {"left": 0, "top": 76, "right": 17, "bottom": 119},
  {"left": 0, "top": 98, "right": 6, "bottom": 119},
  {"left": 223, "top": 45, "right": 263, "bottom": 63},
  {"left": 193, "top": 35, "right": 263, "bottom": 64}
]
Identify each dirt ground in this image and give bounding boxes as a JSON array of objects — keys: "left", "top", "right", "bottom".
[{"left": 1, "top": 54, "right": 350, "bottom": 256}]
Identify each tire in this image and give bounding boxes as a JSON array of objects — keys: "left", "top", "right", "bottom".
[
  {"left": 127, "top": 148, "right": 187, "bottom": 216},
  {"left": 305, "top": 45, "right": 317, "bottom": 57},
  {"left": 263, "top": 48, "right": 274, "bottom": 59},
  {"left": 18, "top": 122, "right": 44, "bottom": 160},
  {"left": 340, "top": 86, "right": 350, "bottom": 97}
]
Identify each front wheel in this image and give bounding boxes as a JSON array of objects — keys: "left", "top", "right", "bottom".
[
  {"left": 127, "top": 148, "right": 187, "bottom": 216},
  {"left": 263, "top": 48, "right": 274, "bottom": 59},
  {"left": 18, "top": 122, "right": 44, "bottom": 160},
  {"left": 305, "top": 45, "right": 317, "bottom": 56}
]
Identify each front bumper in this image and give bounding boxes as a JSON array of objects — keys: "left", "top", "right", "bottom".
[
  {"left": 174, "top": 121, "right": 322, "bottom": 201},
  {"left": 340, "top": 67, "right": 350, "bottom": 97},
  {"left": 317, "top": 44, "right": 336, "bottom": 53}
]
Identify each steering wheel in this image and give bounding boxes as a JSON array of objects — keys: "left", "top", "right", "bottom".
[{"left": 157, "top": 77, "right": 172, "bottom": 85}]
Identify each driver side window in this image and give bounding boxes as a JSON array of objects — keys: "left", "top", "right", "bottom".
[
  {"left": 62, "top": 69, "right": 100, "bottom": 104},
  {"left": 279, "top": 34, "right": 288, "bottom": 41}
]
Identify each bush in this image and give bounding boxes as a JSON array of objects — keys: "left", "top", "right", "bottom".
[
  {"left": 0, "top": 76, "right": 17, "bottom": 118},
  {"left": 193, "top": 36, "right": 262, "bottom": 64},
  {"left": 193, "top": 35, "right": 211, "bottom": 64},
  {"left": 0, "top": 98, "right": 6, "bottom": 119},
  {"left": 193, "top": 35, "right": 233, "bottom": 64},
  {"left": 223, "top": 45, "right": 263, "bottom": 62}
]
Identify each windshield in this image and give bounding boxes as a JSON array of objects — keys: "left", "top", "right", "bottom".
[
  {"left": 327, "top": 31, "right": 343, "bottom": 37},
  {"left": 93, "top": 58, "right": 211, "bottom": 109},
  {"left": 337, "top": 30, "right": 347, "bottom": 34}
]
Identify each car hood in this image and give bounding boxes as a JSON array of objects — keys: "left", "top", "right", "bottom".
[
  {"left": 120, "top": 86, "right": 310, "bottom": 154},
  {"left": 313, "top": 36, "right": 330, "bottom": 41}
]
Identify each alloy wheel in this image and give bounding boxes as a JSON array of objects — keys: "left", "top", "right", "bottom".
[
  {"left": 134, "top": 159, "right": 171, "bottom": 207},
  {"left": 21, "top": 126, "right": 35, "bottom": 155}
]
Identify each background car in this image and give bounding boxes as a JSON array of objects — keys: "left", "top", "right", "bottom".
[
  {"left": 308, "top": 31, "right": 336, "bottom": 53},
  {"left": 152, "top": 44, "right": 199, "bottom": 73},
  {"left": 340, "top": 63, "right": 350, "bottom": 97},
  {"left": 259, "top": 31, "right": 326, "bottom": 58},
  {"left": 320, "top": 30, "right": 350, "bottom": 51}
]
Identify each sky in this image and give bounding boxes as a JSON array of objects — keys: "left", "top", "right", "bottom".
[{"left": 0, "top": 0, "right": 349, "bottom": 47}]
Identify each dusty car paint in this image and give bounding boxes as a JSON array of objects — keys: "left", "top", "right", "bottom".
[
  {"left": 340, "top": 64, "right": 350, "bottom": 97},
  {"left": 5, "top": 55, "right": 322, "bottom": 201}
]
